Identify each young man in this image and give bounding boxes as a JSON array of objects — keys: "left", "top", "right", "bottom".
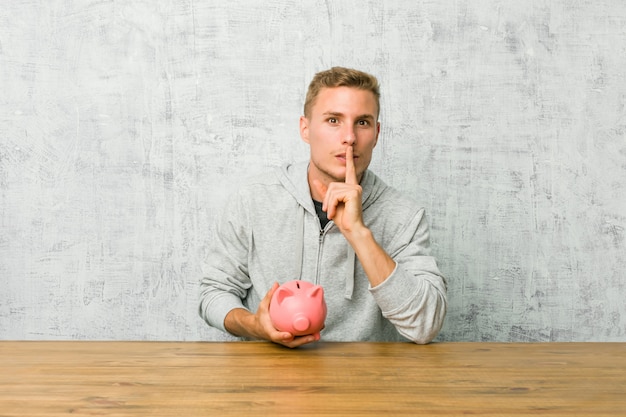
[{"left": 199, "top": 67, "right": 447, "bottom": 348}]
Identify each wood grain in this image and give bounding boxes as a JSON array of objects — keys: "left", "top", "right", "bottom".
[{"left": 1, "top": 342, "right": 624, "bottom": 416}]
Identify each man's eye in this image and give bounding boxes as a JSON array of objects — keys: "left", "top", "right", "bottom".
[
  {"left": 358, "top": 120, "right": 369, "bottom": 126},
  {"left": 328, "top": 118, "right": 338, "bottom": 124}
]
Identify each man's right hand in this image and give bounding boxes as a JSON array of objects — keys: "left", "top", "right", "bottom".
[{"left": 224, "top": 282, "right": 320, "bottom": 348}]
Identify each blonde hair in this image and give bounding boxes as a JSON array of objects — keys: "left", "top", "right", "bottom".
[{"left": 303, "top": 67, "right": 380, "bottom": 118}]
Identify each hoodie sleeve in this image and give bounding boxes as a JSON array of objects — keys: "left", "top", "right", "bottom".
[
  {"left": 369, "top": 207, "right": 447, "bottom": 344},
  {"left": 198, "top": 190, "right": 252, "bottom": 334}
]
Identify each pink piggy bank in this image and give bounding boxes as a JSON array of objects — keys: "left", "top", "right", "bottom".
[{"left": 269, "top": 280, "right": 327, "bottom": 338}]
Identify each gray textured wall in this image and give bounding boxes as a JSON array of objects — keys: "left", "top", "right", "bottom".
[{"left": 1, "top": 1, "right": 625, "bottom": 342}]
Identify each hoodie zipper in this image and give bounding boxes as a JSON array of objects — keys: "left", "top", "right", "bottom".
[{"left": 315, "top": 227, "right": 327, "bottom": 285}]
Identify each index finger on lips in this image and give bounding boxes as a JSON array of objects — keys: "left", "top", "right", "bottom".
[{"left": 345, "top": 145, "right": 357, "bottom": 185}]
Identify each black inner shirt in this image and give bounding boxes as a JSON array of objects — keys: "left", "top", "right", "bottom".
[{"left": 313, "top": 200, "right": 330, "bottom": 229}]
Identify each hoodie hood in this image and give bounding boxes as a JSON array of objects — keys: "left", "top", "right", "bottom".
[{"left": 276, "top": 161, "right": 387, "bottom": 299}]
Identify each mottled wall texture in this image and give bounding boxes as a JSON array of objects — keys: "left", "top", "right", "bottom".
[{"left": 1, "top": 1, "right": 625, "bottom": 342}]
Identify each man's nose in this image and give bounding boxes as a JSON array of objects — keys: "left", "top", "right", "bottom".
[{"left": 342, "top": 126, "right": 356, "bottom": 145}]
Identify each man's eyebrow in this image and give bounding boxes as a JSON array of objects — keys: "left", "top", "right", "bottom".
[{"left": 322, "top": 111, "right": 376, "bottom": 120}]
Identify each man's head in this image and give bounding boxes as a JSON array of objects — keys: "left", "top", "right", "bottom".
[
  {"left": 300, "top": 67, "right": 381, "bottom": 195},
  {"left": 303, "top": 67, "right": 381, "bottom": 120}
]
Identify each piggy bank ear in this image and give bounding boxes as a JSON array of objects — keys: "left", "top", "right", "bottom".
[
  {"left": 307, "top": 286, "right": 324, "bottom": 299},
  {"left": 275, "top": 287, "right": 293, "bottom": 306}
]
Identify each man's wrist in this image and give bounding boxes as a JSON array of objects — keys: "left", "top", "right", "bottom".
[
  {"left": 224, "top": 308, "right": 257, "bottom": 339},
  {"left": 345, "top": 224, "right": 374, "bottom": 247}
]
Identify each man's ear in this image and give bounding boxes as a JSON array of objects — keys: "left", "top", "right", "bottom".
[
  {"left": 300, "top": 116, "right": 310, "bottom": 144},
  {"left": 374, "top": 121, "right": 381, "bottom": 147}
]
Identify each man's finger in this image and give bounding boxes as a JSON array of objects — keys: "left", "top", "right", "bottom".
[{"left": 345, "top": 145, "right": 357, "bottom": 185}]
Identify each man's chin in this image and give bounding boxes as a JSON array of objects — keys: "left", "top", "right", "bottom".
[
  {"left": 309, "top": 163, "right": 350, "bottom": 184},
  {"left": 315, "top": 168, "right": 342, "bottom": 182}
]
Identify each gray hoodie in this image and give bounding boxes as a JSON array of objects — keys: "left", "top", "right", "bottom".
[{"left": 199, "top": 161, "right": 447, "bottom": 343}]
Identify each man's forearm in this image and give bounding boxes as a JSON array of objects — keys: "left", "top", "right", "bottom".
[
  {"left": 345, "top": 226, "right": 396, "bottom": 287},
  {"left": 224, "top": 308, "right": 259, "bottom": 339}
]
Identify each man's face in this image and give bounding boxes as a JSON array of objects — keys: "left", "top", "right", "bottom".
[{"left": 300, "top": 86, "right": 380, "bottom": 189}]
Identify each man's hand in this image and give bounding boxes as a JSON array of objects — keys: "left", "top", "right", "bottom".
[
  {"left": 312, "top": 145, "right": 396, "bottom": 287},
  {"left": 224, "top": 283, "right": 320, "bottom": 348},
  {"left": 313, "top": 146, "right": 367, "bottom": 239}
]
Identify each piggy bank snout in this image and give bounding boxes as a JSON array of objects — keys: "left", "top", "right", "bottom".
[{"left": 292, "top": 314, "right": 310, "bottom": 332}]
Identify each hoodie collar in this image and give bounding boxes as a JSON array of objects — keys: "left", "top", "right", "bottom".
[{"left": 278, "top": 161, "right": 384, "bottom": 212}]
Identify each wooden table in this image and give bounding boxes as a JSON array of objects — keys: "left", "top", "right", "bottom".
[{"left": 0, "top": 341, "right": 624, "bottom": 416}]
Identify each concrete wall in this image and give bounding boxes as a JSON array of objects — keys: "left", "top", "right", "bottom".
[{"left": 1, "top": 1, "right": 625, "bottom": 341}]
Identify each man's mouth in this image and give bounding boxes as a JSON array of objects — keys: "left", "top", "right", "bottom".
[{"left": 336, "top": 153, "right": 358, "bottom": 160}]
